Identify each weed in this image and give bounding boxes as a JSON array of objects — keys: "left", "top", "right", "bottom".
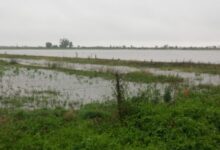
[{"left": 164, "top": 86, "right": 172, "bottom": 103}]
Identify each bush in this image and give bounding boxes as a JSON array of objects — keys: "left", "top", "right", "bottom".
[
  {"left": 63, "top": 109, "right": 77, "bottom": 121},
  {"left": 81, "top": 110, "right": 108, "bottom": 120}
]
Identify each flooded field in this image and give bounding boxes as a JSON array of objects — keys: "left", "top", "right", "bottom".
[
  {"left": 0, "top": 57, "right": 139, "bottom": 74},
  {"left": 1, "top": 57, "right": 220, "bottom": 86},
  {"left": 1, "top": 49, "right": 220, "bottom": 64},
  {"left": 1, "top": 55, "right": 220, "bottom": 109},
  {"left": 0, "top": 67, "right": 168, "bottom": 109}
]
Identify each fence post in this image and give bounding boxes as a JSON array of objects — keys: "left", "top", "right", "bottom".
[{"left": 115, "top": 73, "right": 123, "bottom": 120}]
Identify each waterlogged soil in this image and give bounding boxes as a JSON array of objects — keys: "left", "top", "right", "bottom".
[
  {"left": 1, "top": 58, "right": 220, "bottom": 85},
  {"left": 0, "top": 67, "right": 167, "bottom": 109}
]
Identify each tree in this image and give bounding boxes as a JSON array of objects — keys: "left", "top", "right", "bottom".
[
  {"left": 69, "top": 42, "right": 73, "bottom": 48},
  {"left": 59, "top": 38, "right": 70, "bottom": 48},
  {"left": 52, "top": 45, "right": 58, "bottom": 48},
  {"left": 46, "top": 42, "right": 52, "bottom": 48}
]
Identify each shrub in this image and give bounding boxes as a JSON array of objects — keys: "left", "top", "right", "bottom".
[
  {"left": 63, "top": 110, "right": 76, "bottom": 121},
  {"left": 81, "top": 110, "right": 108, "bottom": 120}
]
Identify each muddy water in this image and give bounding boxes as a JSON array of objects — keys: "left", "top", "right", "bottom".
[{"left": 1, "top": 58, "right": 220, "bottom": 86}]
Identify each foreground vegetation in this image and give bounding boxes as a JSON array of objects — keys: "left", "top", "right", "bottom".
[
  {"left": 1, "top": 54, "right": 220, "bottom": 74},
  {"left": 0, "top": 85, "right": 220, "bottom": 149}
]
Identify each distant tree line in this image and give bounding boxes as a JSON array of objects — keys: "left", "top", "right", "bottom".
[
  {"left": 0, "top": 40, "right": 220, "bottom": 50},
  {"left": 46, "top": 38, "right": 73, "bottom": 49}
]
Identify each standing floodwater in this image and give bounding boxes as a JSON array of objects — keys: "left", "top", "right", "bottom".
[
  {"left": 0, "top": 67, "right": 167, "bottom": 109},
  {"left": 0, "top": 49, "right": 220, "bottom": 64}
]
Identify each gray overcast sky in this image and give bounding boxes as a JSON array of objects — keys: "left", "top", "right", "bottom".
[{"left": 0, "top": 0, "right": 220, "bottom": 46}]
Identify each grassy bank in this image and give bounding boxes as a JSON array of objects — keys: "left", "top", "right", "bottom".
[
  {"left": 0, "top": 85, "right": 219, "bottom": 149},
  {"left": 1, "top": 54, "right": 220, "bottom": 74}
]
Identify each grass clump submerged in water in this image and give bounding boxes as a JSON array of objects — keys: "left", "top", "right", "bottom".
[
  {"left": 0, "top": 86, "right": 220, "bottom": 149},
  {"left": 1, "top": 54, "right": 220, "bottom": 74},
  {"left": 0, "top": 61, "right": 9, "bottom": 76},
  {"left": 0, "top": 60, "right": 184, "bottom": 84}
]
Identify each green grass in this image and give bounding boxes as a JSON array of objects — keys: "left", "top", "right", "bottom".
[
  {"left": 0, "top": 86, "right": 220, "bottom": 149},
  {"left": 124, "top": 71, "right": 183, "bottom": 83},
  {"left": 1, "top": 54, "right": 220, "bottom": 74},
  {"left": 32, "top": 90, "right": 60, "bottom": 96},
  {"left": 0, "top": 61, "right": 9, "bottom": 76}
]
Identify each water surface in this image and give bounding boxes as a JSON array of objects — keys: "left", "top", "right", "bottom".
[
  {"left": 1, "top": 49, "right": 220, "bottom": 64},
  {"left": 1, "top": 57, "right": 220, "bottom": 86},
  {"left": 0, "top": 68, "right": 166, "bottom": 109}
]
